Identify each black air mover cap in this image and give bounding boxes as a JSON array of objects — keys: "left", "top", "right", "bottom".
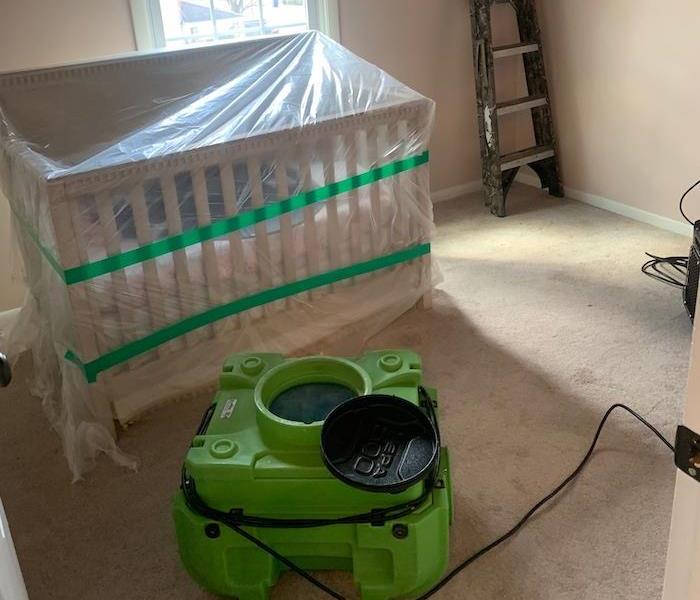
[{"left": 320, "top": 394, "right": 439, "bottom": 494}]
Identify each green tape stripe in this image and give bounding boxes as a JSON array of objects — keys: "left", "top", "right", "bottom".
[
  {"left": 64, "top": 243, "right": 431, "bottom": 382},
  {"left": 63, "top": 151, "right": 430, "bottom": 285}
]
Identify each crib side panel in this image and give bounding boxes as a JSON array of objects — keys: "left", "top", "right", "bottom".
[{"left": 42, "top": 103, "right": 434, "bottom": 425}]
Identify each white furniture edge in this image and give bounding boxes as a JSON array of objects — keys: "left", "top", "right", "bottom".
[
  {"left": 0, "top": 499, "right": 29, "bottom": 600},
  {"left": 662, "top": 311, "right": 700, "bottom": 599}
]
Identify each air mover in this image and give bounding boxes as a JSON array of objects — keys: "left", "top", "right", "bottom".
[
  {"left": 173, "top": 351, "right": 452, "bottom": 600},
  {"left": 683, "top": 221, "right": 700, "bottom": 320}
]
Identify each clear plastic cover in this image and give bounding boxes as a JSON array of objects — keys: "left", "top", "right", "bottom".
[{"left": 0, "top": 32, "right": 437, "bottom": 479}]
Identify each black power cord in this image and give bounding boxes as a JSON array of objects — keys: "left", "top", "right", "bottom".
[
  {"left": 679, "top": 179, "right": 700, "bottom": 226},
  {"left": 641, "top": 253, "right": 688, "bottom": 289},
  {"left": 415, "top": 403, "right": 674, "bottom": 600},
  {"left": 182, "top": 402, "right": 674, "bottom": 600}
]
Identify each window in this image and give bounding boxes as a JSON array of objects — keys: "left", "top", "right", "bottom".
[{"left": 130, "top": 0, "right": 339, "bottom": 50}]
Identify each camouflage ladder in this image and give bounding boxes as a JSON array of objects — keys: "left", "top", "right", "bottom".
[{"left": 469, "top": 0, "right": 564, "bottom": 217}]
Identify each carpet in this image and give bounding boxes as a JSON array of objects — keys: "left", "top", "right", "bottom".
[{"left": 0, "top": 184, "right": 691, "bottom": 599}]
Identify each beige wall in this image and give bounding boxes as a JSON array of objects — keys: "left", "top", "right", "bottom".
[
  {"left": 0, "top": 0, "right": 136, "bottom": 72},
  {"left": 531, "top": 0, "right": 700, "bottom": 225}
]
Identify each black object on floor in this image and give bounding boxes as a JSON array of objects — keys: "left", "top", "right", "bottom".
[
  {"left": 0, "top": 352, "right": 11, "bottom": 387},
  {"left": 683, "top": 221, "right": 700, "bottom": 320},
  {"left": 320, "top": 394, "right": 440, "bottom": 494}
]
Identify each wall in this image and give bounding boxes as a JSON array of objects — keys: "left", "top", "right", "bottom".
[{"left": 530, "top": 0, "right": 700, "bottom": 226}]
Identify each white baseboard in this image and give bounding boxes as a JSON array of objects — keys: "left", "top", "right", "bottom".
[
  {"left": 515, "top": 173, "right": 692, "bottom": 237},
  {"left": 431, "top": 181, "right": 482, "bottom": 203}
]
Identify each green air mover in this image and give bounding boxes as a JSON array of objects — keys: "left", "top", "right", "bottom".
[{"left": 173, "top": 351, "right": 452, "bottom": 600}]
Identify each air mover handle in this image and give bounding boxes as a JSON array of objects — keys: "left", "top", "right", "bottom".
[{"left": 0, "top": 353, "right": 11, "bottom": 387}]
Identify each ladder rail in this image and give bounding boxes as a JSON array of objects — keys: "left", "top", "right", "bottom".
[{"left": 469, "top": 0, "right": 564, "bottom": 217}]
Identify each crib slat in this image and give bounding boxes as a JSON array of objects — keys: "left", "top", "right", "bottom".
[
  {"left": 161, "top": 174, "right": 200, "bottom": 346},
  {"left": 300, "top": 147, "right": 320, "bottom": 301},
  {"left": 49, "top": 192, "right": 114, "bottom": 431},
  {"left": 128, "top": 184, "right": 168, "bottom": 356},
  {"left": 344, "top": 132, "right": 363, "bottom": 267},
  {"left": 219, "top": 162, "right": 247, "bottom": 327},
  {"left": 65, "top": 200, "right": 113, "bottom": 357},
  {"left": 320, "top": 138, "right": 343, "bottom": 292},
  {"left": 275, "top": 157, "right": 297, "bottom": 308},
  {"left": 408, "top": 116, "right": 434, "bottom": 309},
  {"left": 374, "top": 124, "right": 390, "bottom": 254},
  {"left": 192, "top": 167, "right": 223, "bottom": 336},
  {"left": 95, "top": 190, "right": 137, "bottom": 370},
  {"left": 417, "top": 143, "right": 433, "bottom": 309},
  {"left": 355, "top": 130, "right": 377, "bottom": 261},
  {"left": 394, "top": 120, "right": 412, "bottom": 250},
  {"left": 247, "top": 157, "right": 273, "bottom": 309},
  {"left": 398, "top": 120, "right": 415, "bottom": 238},
  {"left": 50, "top": 196, "right": 107, "bottom": 364},
  {"left": 397, "top": 118, "right": 431, "bottom": 308}
]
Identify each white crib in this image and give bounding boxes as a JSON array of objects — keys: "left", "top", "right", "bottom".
[{"left": 0, "top": 32, "right": 435, "bottom": 475}]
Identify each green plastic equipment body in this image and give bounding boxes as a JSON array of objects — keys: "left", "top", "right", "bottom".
[{"left": 173, "top": 350, "right": 452, "bottom": 600}]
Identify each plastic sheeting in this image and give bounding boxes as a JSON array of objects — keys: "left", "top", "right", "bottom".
[{"left": 0, "top": 31, "right": 437, "bottom": 479}]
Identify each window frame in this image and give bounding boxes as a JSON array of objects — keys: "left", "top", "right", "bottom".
[{"left": 129, "top": 0, "right": 340, "bottom": 51}]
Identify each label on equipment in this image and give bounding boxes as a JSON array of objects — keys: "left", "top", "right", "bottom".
[{"left": 220, "top": 398, "right": 237, "bottom": 419}]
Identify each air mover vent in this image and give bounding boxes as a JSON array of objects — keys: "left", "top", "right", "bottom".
[{"left": 269, "top": 383, "right": 355, "bottom": 424}]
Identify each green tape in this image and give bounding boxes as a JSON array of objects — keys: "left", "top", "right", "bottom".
[
  {"left": 63, "top": 151, "right": 430, "bottom": 285},
  {"left": 65, "top": 243, "right": 431, "bottom": 382}
]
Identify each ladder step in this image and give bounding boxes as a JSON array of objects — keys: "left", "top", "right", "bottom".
[
  {"left": 500, "top": 145, "right": 555, "bottom": 171},
  {"left": 493, "top": 42, "right": 539, "bottom": 59},
  {"left": 496, "top": 94, "right": 548, "bottom": 116}
]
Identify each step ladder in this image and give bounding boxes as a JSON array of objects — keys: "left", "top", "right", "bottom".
[{"left": 469, "top": 0, "right": 564, "bottom": 217}]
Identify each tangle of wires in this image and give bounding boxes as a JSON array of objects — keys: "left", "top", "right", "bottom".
[
  {"left": 641, "top": 252, "right": 688, "bottom": 289},
  {"left": 641, "top": 178, "right": 700, "bottom": 290}
]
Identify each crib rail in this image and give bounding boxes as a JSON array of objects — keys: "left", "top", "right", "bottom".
[{"left": 49, "top": 112, "right": 433, "bottom": 382}]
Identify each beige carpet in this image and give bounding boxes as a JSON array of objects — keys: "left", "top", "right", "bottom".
[{"left": 0, "top": 184, "right": 692, "bottom": 600}]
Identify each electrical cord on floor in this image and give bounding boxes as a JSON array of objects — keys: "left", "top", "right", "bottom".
[
  {"left": 641, "top": 253, "right": 688, "bottom": 289},
  {"left": 182, "top": 402, "right": 675, "bottom": 600},
  {"left": 414, "top": 403, "right": 674, "bottom": 600},
  {"left": 679, "top": 179, "right": 700, "bottom": 225}
]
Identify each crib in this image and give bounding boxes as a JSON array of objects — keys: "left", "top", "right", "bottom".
[{"left": 0, "top": 32, "right": 435, "bottom": 476}]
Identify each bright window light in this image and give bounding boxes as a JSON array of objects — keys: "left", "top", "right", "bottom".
[
  {"left": 130, "top": 0, "right": 339, "bottom": 51},
  {"left": 158, "top": 0, "right": 310, "bottom": 48}
]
